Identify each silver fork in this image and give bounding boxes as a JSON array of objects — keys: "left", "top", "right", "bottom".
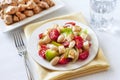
[{"left": 10, "top": 30, "right": 33, "bottom": 80}]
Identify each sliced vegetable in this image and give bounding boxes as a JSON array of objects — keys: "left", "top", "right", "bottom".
[
  {"left": 45, "top": 49, "right": 58, "bottom": 61},
  {"left": 61, "top": 28, "right": 73, "bottom": 36},
  {"left": 51, "top": 41, "right": 61, "bottom": 46},
  {"left": 71, "top": 48, "right": 79, "bottom": 62}
]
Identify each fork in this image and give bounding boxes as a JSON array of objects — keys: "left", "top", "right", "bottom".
[{"left": 10, "top": 30, "right": 33, "bottom": 80}]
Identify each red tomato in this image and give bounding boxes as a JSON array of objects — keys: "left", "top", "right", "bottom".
[
  {"left": 38, "top": 48, "right": 47, "bottom": 59},
  {"left": 65, "top": 22, "right": 76, "bottom": 26},
  {"left": 74, "top": 36, "right": 83, "bottom": 49},
  {"left": 58, "top": 57, "right": 69, "bottom": 64},
  {"left": 39, "top": 33, "right": 43, "bottom": 39},
  {"left": 67, "top": 58, "right": 72, "bottom": 62},
  {"left": 40, "top": 45, "right": 47, "bottom": 49},
  {"left": 79, "top": 50, "right": 89, "bottom": 60},
  {"left": 49, "top": 29, "right": 60, "bottom": 41},
  {"left": 62, "top": 41, "right": 69, "bottom": 47}
]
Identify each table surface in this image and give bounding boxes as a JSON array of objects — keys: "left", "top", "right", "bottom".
[{"left": 0, "top": 0, "right": 120, "bottom": 80}]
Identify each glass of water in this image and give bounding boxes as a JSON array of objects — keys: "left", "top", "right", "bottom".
[{"left": 90, "top": 0, "right": 117, "bottom": 32}]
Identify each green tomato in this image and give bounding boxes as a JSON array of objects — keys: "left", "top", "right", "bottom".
[{"left": 45, "top": 49, "right": 58, "bottom": 61}]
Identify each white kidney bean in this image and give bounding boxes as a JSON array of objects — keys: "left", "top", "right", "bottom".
[
  {"left": 44, "top": 31, "right": 49, "bottom": 35},
  {"left": 72, "top": 26, "right": 81, "bottom": 32},
  {"left": 47, "top": 27, "right": 52, "bottom": 32},
  {"left": 38, "top": 39, "right": 44, "bottom": 45},
  {"left": 80, "top": 33, "right": 87, "bottom": 40},
  {"left": 56, "top": 26, "right": 61, "bottom": 33},
  {"left": 50, "top": 56, "right": 60, "bottom": 66},
  {"left": 72, "top": 48, "right": 79, "bottom": 62},
  {"left": 73, "top": 32, "right": 79, "bottom": 36},
  {"left": 51, "top": 24, "right": 61, "bottom": 32},
  {"left": 83, "top": 41, "right": 89, "bottom": 50},
  {"left": 86, "top": 34, "right": 91, "bottom": 41},
  {"left": 58, "top": 46, "right": 66, "bottom": 54},
  {"left": 42, "top": 35, "right": 51, "bottom": 44},
  {"left": 68, "top": 49, "right": 75, "bottom": 59},
  {"left": 53, "top": 24, "right": 59, "bottom": 28},
  {"left": 59, "top": 26, "right": 64, "bottom": 31},
  {"left": 70, "top": 34, "right": 74, "bottom": 40},
  {"left": 47, "top": 44, "right": 58, "bottom": 51},
  {"left": 57, "top": 34, "right": 65, "bottom": 42},
  {"left": 66, "top": 34, "right": 74, "bottom": 42},
  {"left": 69, "top": 41, "right": 75, "bottom": 48}
]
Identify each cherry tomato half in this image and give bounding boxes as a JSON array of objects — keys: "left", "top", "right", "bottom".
[
  {"left": 58, "top": 57, "right": 69, "bottom": 64},
  {"left": 74, "top": 36, "right": 83, "bottom": 49},
  {"left": 39, "top": 33, "right": 43, "bottom": 39},
  {"left": 49, "top": 29, "right": 60, "bottom": 41},
  {"left": 65, "top": 22, "right": 76, "bottom": 26},
  {"left": 38, "top": 48, "right": 47, "bottom": 59},
  {"left": 79, "top": 50, "right": 89, "bottom": 60}
]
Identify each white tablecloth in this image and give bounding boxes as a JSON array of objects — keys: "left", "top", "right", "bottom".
[{"left": 0, "top": 0, "right": 120, "bottom": 80}]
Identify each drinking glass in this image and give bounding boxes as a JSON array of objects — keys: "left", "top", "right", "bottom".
[{"left": 90, "top": 0, "right": 117, "bottom": 32}]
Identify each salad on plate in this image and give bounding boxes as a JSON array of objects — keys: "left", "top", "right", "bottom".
[{"left": 38, "top": 22, "right": 91, "bottom": 66}]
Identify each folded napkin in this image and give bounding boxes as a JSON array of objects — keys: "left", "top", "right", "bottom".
[{"left": 24, "top": 13, "right": 110, "bottom": 80}]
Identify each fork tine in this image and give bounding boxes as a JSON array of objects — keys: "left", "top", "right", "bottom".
[
  {"left": 15, "top": 31, "right": 21, "bottom": 50},
  {"left": 18, "top": 31, "right": 25, "bottom": 49},
  {"left": 17, "top": 31, "right": 26, "bottom": 51},
  {"left": 11, "top": 30, "right": 26, "bottom": 52},
  {"left": 12, "top": 32, "right": 19, "bottom": 49}
]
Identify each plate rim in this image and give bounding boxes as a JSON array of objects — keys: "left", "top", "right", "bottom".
[{"left": 27, "top": 19, "right": 99, "bottom": 71}]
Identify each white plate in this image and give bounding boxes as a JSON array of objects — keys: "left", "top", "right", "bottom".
[
  {"left": 0, "top": 0, "right": 64, "bottom": 32},
  {"left": 27, "top": 20, "right": 99, "bottom": 71}
]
